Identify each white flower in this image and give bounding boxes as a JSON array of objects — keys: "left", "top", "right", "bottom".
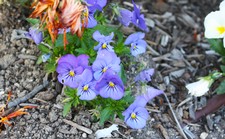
[
  {"left": 186, "top": 78, "right": 213, "bottom": 97},
  {"left": 204, "top": 10, "right": 225, "bottom": 47},
  {"left": 220, "top": 0, "right": 225, "bottom": 11},
  {"left": 95, "top": 124, "right": 118, "bottom": 139}
]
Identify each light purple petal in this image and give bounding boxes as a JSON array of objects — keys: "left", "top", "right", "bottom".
[
  {"left": 118, "top": 9, "right": 133, "bottom": 26},
  {"left": 124, "top": 32, "right": 145, "bottom": 45},
  {"left": 133, "top": 96, "right": 148, "bottom": 107},
  {"left": 142, "top": 87, "right": 164, "bottom": 102},
  {"left": 92, "top": 58, "right": 108, "bottom": 71},
  {"left": 28, "top": 27, "right": 43, "bottom": 45},
  {"left": 93, "top": 31, "right": 104, "bottom": 41},
  {"left": 94, "top": 43, "right": 102, "bottom": 51},
  {"left": 78, "top": 88, "right": 97, "bottom": 100},
  {"left": 93, "top": 70, "right": 103, "bottom": 80},
  {"left": 124, "top": 107, "right": 149, "bottom": 129},
  {"left": 80, "top": 69, "right": 93, "bottom": 83},
  {"left": 57, "top": 73, "right": 79, "bottom": 88},
  {"left": 56, "top": 62, "right": 73, "bottom": 74},
  {"left": 104, "top": 32, "right": 114, "bottom": 42},
  {"left": 87, "top": 14, "right": 97, "bottom": 28},
  {"left": 57, "top": 54, "right": 78, "bottom": 67},
  {"left": 130, "top": 43, "right": 146, "bottom": 57},
  {"left": 77, "top": 54, "right": 89, "bottom": 67},
  {"left": 97, "top": 0, "right": 107, "bottom": 8}
]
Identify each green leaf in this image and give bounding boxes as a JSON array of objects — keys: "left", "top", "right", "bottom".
[
  {"left": 118, "top": 64, "right": 127, "bottom": 84},
  {"left": 64, "top": 87, "right": 77, "bottom": 98},
  {"left": 99, "top": 107, "right": 113, "bottom": 125},
  {"left": 216, "top": 79, "right": 225, "bottom": 94},
  {"left": 55, "top": 33, "right": 78, "bottom": 47},
  {"left": 207, "top": 39, "right": 225, "bottom": 56},
  {"left": 75, "top": 48, "right": 87, "bottom": 54},
  {"left": 26, "top": 18, "right": 40, "bottom": 25},
  {"left": 63, "top": 101, "right": 73, "bottom": 117},
  {"left": 45, "top": 62, "right": 56, "bottom": 73},
  {"left": 220, "top": 65, "right": 225, "bottom": 73},
  {"left": 38, "top": 44, "right": 51, "bottom": 53},
  {"left": 36, "top": 55, "right": 43, "bottom": 65}
]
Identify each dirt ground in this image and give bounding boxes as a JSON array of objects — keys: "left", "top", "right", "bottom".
[{"left": 0, "top": 0, "right": 225, "bottom": 139}]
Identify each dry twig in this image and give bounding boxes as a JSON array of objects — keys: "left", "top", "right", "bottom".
[
  {"left": 8, "top": 81, "right": 49, "bottom": 108},
  {"left": 63, "top": 119, "right": 93, "bottom": 134},
  {"left": 163, "top": 93, "right": 188, "bottom": 139}
]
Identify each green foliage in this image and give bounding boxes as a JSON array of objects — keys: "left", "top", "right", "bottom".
[
  {"left": 208, "top": 39, "right": 225, "bottom": 56},
  {"left": 220, "top": 65, "right": 225, "bottom": 73},
  {"left": 63, "top": 87, "right": 87, "bottom": 117},
  {"left": 86, "top": 89, "right": 134, "bottom": 125},
  {"left": 38, "top": 44, "right": 51, "bottom": 53},
  {"left": 216, "top": 79, "right": 225, "bottom": 94},
  {"left": 26, "top": 18, "right": 40, "bottom": 26},
  {"left": 44, "top": 57, "right": 57, "bottom": 73}
]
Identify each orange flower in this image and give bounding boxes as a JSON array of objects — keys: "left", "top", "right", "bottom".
[
  {"left": 29, "top": 0, "right": 89, "bottom": 50},
  {"left": 30, "top": 0, "right": 60, "bottom": 43},
  {"left": 60, "top": 0, "right": 88, "bottom": 37}
]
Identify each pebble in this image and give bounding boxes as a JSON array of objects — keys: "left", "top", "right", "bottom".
[
  {"left": 82, "top": 133, "right": 87, "bottom": 138},
  {"left": 49, "top": 110, "right": 59, "bottom": 122},
  {"left": 0, "top": 54, "right": 16, "bottom": 69}
]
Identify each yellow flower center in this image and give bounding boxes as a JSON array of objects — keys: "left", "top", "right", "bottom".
[
  {"left": 102, "top": 67, "right": 107, "bottom": 73},
  {"left": 83, "top": 85, "right": 89, "bottom": 91},
  {"left": 83, "top": 10, "right": 89, "bottom": 17},
  {"left": 102, "top": 43, "right": 107, "bottom": 49},
  {"left": 131, "top": 113, "right": 136, "bottom": 119},
  {"left": 217, "top": 26, "right": 225, "bottom": 34},
  {"left": 109, "top": 81, "right": 115, "bottom": 87},
  {"left": 69, "top": 71, "right": 75, "bottom": 77}
]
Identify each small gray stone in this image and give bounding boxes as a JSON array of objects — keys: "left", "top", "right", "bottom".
[
  {"left": 82, "top": 133, "right": 87, "bottom": 138},
  {"left": 0, "top": 54, "right": 16, "bottom": 69},
  {"left": 49, "top": 110, "right": 58, "bottom": 122}
]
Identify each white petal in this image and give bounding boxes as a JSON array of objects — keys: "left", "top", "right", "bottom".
[
  {"left": 220, "top": 0, "right": 225, "bottom": 11},
  {"left": 223, "top": 37, "right": 225, "bottom": 48},
  {"left": 186, "top": 79, "right": 210, "bottom": 97},
  {"left": 95, "top": 124, "right": 118, "bottom": 139},
  {"left": 204, "top": 11, "right": 225, "bottom": 38}
]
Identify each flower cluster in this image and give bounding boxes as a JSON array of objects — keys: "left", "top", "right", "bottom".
[
  {"left": 56, "top": 49, "right": 124, "bottom": 100},
  {"left": 26, "top": 0, "right": 164, "bottom": 130}
]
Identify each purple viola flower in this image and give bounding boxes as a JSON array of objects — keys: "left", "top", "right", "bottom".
[
  {"left": 87, "top": 12, "right": 97, "bottom": 28},
  {"left": 132, "top": 0, "right": 148, "bottom": 31},
  {"left": 118, "top": 8, "right": 133, "bottom": 27},
  {"left": 56, "top": 54, "right": 89, "bottom": 88},
  {"left": 93, "top": 31, "right": 114, "bottom": 52},
  {"left": 124, "top": 32, "right": 147, "bottom": 57},
  {"left": 122, "top": 87, "right": 163, "bottom": 129},
  {"left": 77, "top": 69, "right": 97, "bottom": 100},
  {"left": 122, "top": 103, "right": 149, "bottom": 129},
  {"left": 25, "top": 27, "right": 43, "bottom": 45},
  {"left": 136, "top": 87, "right": 164, "bottom": 105},
  {"left": 135, "top": 68, "right": 154, "bottom": 83},
  {"left": 85, "top": 0, "right": 107, "bottom": 28},
  {"left": 95, "top": 70, "right": 124, "bottom": 100},
  {"left": 92, "top": 50, "right": 120, "bottom": 80},
  {"left": 86, "top": 0, "right": 107, "bottom": 10}
]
